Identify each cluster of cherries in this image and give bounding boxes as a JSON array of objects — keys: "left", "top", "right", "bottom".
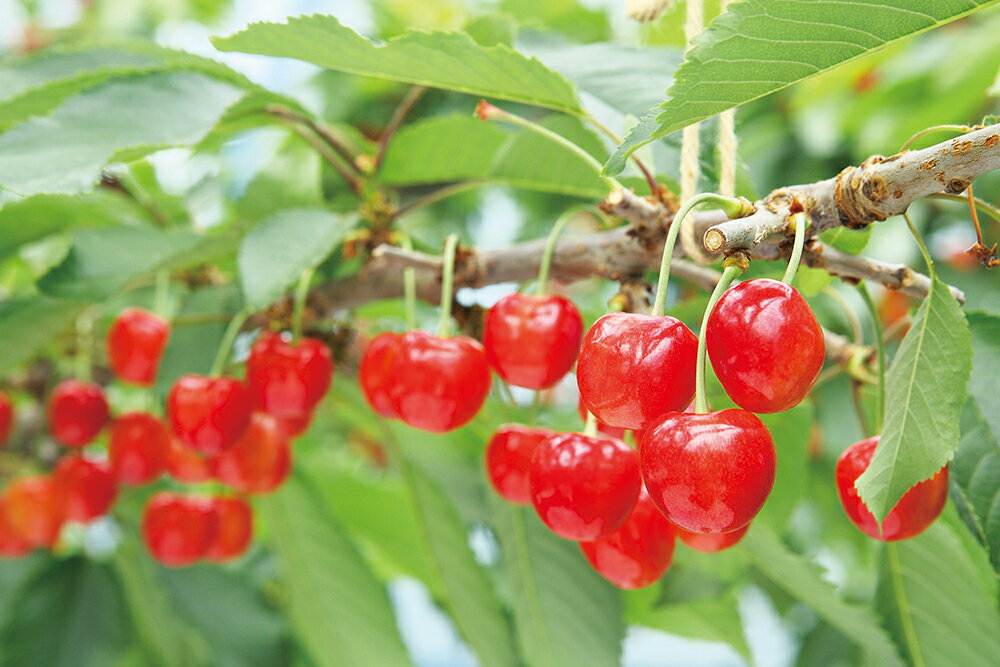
[{"left": 0, "top": 307, "right": 333, "bottom": 566}]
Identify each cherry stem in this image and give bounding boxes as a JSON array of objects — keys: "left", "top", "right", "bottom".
[
  {"left": 781, "top": 212, "right": 809, "bottom": 285},
  {"left": 694, "top": 262, "right": 746, "bottom": 414},
  {"left": 583, "top": 411, "right": 598, "bottom": 437},
  {"left": 966, "top": 185, "right": 987, "bottom": 248},
  {"left": 581, "top": 111, "right": 660, "bottom": 197},
  {"left": 210, "top": 307, "right": 251, "bottom": 377},
  {"left": 902, "top": 212, "right": 936, "bottom": 275},
  {"left": 437, "top": 234, "right": 459, "bottom": 337},
  {"left": 651, "top": 192, "right": 746, "bottom": 317},
  {"left": 536, "top": 210, "right": 578, "bottom": 296},
  {"left": 822, "top": 287, "right": 863, "bottom": 345},
  {"left": 855, "top": 282, "right": 886, "bottom": 434},
  {"left": 899, "top": 124, "right": 970, "bottom": 152},
  {"left": 400, "top": 235, "right": 417, "bottom": 330},
  {"left": 291, "top": 267, "right": 314, "bottom": 342},
  {"left": 154, "top": 269, "right": 170, "bottom": 320}
]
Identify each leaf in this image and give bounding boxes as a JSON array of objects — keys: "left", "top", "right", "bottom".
[
  {"left": 602, "top": 0, "right": 1000, "bottom": 175},
  {"left": 211, "top": 14, "right": 580, "bottom": 113},
  {"left": 741, "top": 525, "right": 905, "bottom": 667},
  {"left": 0, "top": 71, "right": 244, "bottom": 196},
  {"left": 490, "top": 500, "right": 625, "bottom": 667},
  {"left": 876, "top": 521, "right": 1000, "bottom": 667},
  {"left": 0, "top": 192, "right": 130, "bottom": 258},
  {"left": 237, "top": 209, "right": 356, "bottom": 310},
  {"left": 857, "top": 275, "right": 972, "bottom": 523},
  {"left": 757, "top": 403, "right": 812, "bottom": 530},
  {"left": 0, "top": 297, "right": 85, "bottom": 374},
  {"left": 258, "top": 476, "right": 412, "bottom": 667}
]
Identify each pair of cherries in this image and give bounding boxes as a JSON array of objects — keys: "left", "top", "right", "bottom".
[{"left": 142, "top": 492, "right": 253, "bottom": 566}]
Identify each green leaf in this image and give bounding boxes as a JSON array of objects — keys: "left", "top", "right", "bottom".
[
  {"left": 0, "top": 297, "right": 85, "bottom": 374},
  {"left": 0, "top": 71, "right": 244, "bottom": 196},
  {"left": 211, "top": 14, "right": 580, "bottom": 113},
  {"left": 741, "top": 525, "right": 905, "bottom": 667},
  {"left": 821, "top": 226, "right": 872, "bottom": 254},
  {"left": 877, "top": 521, "right": 1000, "bottom": 667},
  {"left": 603, "top": 0, "right": 1000, "bottom": 175},
  {"left": 757, "top": 404, "right": 812, "bottom": 530},
  {"left": 0, "top": 192, "right": 129, "bottom": 258},
  {"left": 857, "top": 275, "right": 972, "bottom": 523},
  {"left": 237, "top": 209, "right": 356, "bottom": 311},
  {"left": 258, "top": 476, "right": 412, "bottom": 667}
]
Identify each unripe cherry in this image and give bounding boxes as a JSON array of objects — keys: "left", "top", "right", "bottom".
[
  {"left": 141, "top": 492, "right": 217, "bottom": 567},
  {"left": 107, "top": 307, "right": 170, "bottom": 386},
  {"left": 108, "top": 413, "right": 169, "bottom": 485},
  {"left": 485, "top": 424, "right": 555, "bottom": 505},
  {"left": 47, "top": 379, "right": 109, "bottom": 447},
  {"left": 53, "top": 455, "right": 117, "bottom": 522}
]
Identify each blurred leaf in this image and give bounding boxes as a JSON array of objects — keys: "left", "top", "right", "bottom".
[
  {"left": 757, "top": 403, "right": 812, "bottom": 529},
  {"left": 0, "top": 192, "right": 133, "bottom": 260},
  {"left": 464, "top": 14, "right": 518, "bottom": 46},
  {"left": 0, "top": 296, "right": 84, "bottom": 374},
  {"left": 212, "top": 15, "right": 580, "bottom": 113},
  {"left": 857, "top": 275, "right": 972, "bottom": 523},
  {"left": 235, "top": 140, "right": 323, "bottom": 221},
  {"left": 821, "top": 226, "right": 872, "bottom": 254}
]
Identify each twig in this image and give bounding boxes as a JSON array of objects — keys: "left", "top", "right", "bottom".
[
  {"left": 266, "top": 104, "right": 362, "bottom": 174},
  {"left": 274, "top": 117, "right": 365, "bottom": 195},
  {"left": 375, "top": 86, "right": 427, "bottom": 170},
  {"left": 391, "top": 180, "right": 486, "bottom": 220}
]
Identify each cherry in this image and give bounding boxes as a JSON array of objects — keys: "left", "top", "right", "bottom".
[
  {"left": 0, "top": 390, "right": 13, "bottom": 447},
  {"left": 640, "top": 409, "right": 776, "bottom": 534},
  {"left": 214, "top": 412, "right": 291, "bottom": 494},
  {"left": 279, "top": 412, "right": 313, "bottom": 438},
  {"left": 529, "top": 432, "right": 641, "bottom": 541},
  {"left": 108, "top": 413, "right": 169, "bottom": 485},
  {"left": 577, "top": 313, "right": 697, "bottom": 430},
  {"left": 141, "top": 492, "right": 216, "bottom": 567},
  {"left": 0, "top": 497, "right": 31, "bottom": 558},
  {"left": 53, "top": 455, "right": 117, "bottom": 522},
  {"left": 107, "top": 307, "right": 170, "bottom": 386},
  {"left": 165, "top": 435, "right": 214, "bottom": 484},
  {"left": 359, "top": 332, "right": 402, "bottom": 418},
  {"left": 706, "top": 278, "right": 824, "bottom": 414},
  {"left": 47, "top": 379, "right": 109, "bottom": 447},
  {"left": 485, "top": 424, "right": 556, "bottom": 505},
  {"left": 576, "top": 396, "right": 626, "bottom": 440},
  {"left": 386, "top": 331, "right": 491, "bottom": 433},
  {"left": 674, "top": 523, "right": 749, "bottom": 553},
  {"left": 835, "top": 436, "right": 948, "bottom": 541},
  {"left": 579, "top": 487, "right": 676, "bottom": 589},
  {"left": 246, "top": 333, "right": 332, "bottom": 419},
  {"left": 205, "top": 496, "right": 253, "bottom": 562},
  {"left": 2, "top": 476, "right": 64, "bottom": 548},
  {"left": 483, "top": 293, "right": 583, "bottom": 389},
  {"left": 167, "top": 374, "right": 252, "bottom": 455}
]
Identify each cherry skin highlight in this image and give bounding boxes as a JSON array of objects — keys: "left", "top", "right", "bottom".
[
  {"left": 47, "top": 379, "right": 110, "bottom": 447},
  {"left": 835, "top": 436, "right": 948, "bottom": 541},
  {"left": 577, "top": 313, "right": 697, "bottom": 430},
  {"left": 483, "top": 293, "right": 583, "bottom": 390},
  {"left": 0, "top": 390, "right": 13, "bottom": 448},
  {"left": 53, "top": 455, "right": 118, "bottom": 522},
  {"left": 579, "top": 487, "right": 676, "bottom": 589},
  {"left": 206, "top": 496, "right": 253, "bottom": 562},
  {"left": 386, "top": 331, "right": 492, "bottom": 433},
  {"left": 640, "top": 409, "right": 776, "bottom": 534},
  {"left": 165, "top": 435, "right": 214, "bottom": 484},
  {"left": 141, "top": 492, "right": 217, "bottom": 567},
  {"left": 706, "top": 278, "right": 824, "bottom": 414},
  {"left": 107, "top": 307, "right": 170, "bottom": 386},
  {"left": 108, "top": 413, "right": 169, "bottom": 485},
  {"left": 214, "top": 413, "right": 291, "bottom": 495},
  {"left": 485, "top": 424, "right": 556, "bottom": 505},
  {"left": 674, "top": 523, "right": 749, "bottom": 553},
  {"left": 246, "top": 333, "right": 333, "bottom": 419},
  {"left": 2, "top": 476, "right": 64, "bottom": 548},
  {"left": 167, "top": 374, "right": 252, "bottom": 455},
  {"left": 529, "top": 432, "right": 641, "bottom": 541},
  {"left": 359, "top": 332, "right": 402, "bottom": 418},
  {"left": 0, "top": 497, "right": 31, "bottom": 558}
]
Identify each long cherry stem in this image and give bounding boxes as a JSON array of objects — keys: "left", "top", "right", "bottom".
[
  {"left": 694, "top": 261, "right": 746, "bottom": 413},
  {"left": 583, "top": 411, "right": 598, "bottom": 437},
  {"left": 856, "top": 282, "right": 886, "bottom": 434},
  {"left": 210, "top": 308, "right": 251, "bottom": 376},
  {"left": 400, "top": 235, "right": 417, "bottom": 330},
  {"left": 436, "top": 234, "right": 459, "bottom": 337},
  {"left": 536, "top": 210, "right": 580, "bottom": 295},
  {"left": 291, "top": 267, "right": 314, "bottom": 342},
  {"left": 154, "top": 269, "right": 170, "bottom": 319},
  {"left": 781, "top": 212, "right": 809, "bottom": 284}
]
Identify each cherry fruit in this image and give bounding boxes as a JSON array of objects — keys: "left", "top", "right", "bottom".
[
  {"left": 246, "top": 333, "right": 332, "bottom": 419},
  {"left": 674, "top": 523, "right": 749, "bottom": 553},
  {"left": 0, "top": 390, "right": 12, "bottom": 447},
  {"left": 359, "top": 332, "right": 402, "bottom": 418},
  {"left": 206, "top": 496, "right": 253, "bottom": 562},
  {"left": 167, "top": 374, "right": 252, "bottom": 455},
  {"left": 107, "top": 307, "right": 170, "bottom": 386},
  {"left": 0, "top": 497, "right": 31, "bottom": 558},
  {"left": 835, "top": 436, "right": 948, "bottom": 541},
  {"left": 108, "top": 413, "right": 169, "bottom": 485},
  {"left": 641, "top": 409, "right": 776, "bottom": 534},
  {"left": 53, "top": 455, "right": 117, "bottom": 522},
  {"left": 576, "top": 397, "right": 626, "bottom": 440},
  {"left": 2, "top": 476, "right": 63, "bottom": 548},
  {"left": 165, "top": 436, "right": 214, "bottom": 484},
  {"left": 485, "top": 424, "right": 556, "bottom": 505},
  {"left": 214, "top": 413, "right": 291, "bottom": 494},
  {"left": 142, "top": 492, "right": 216, "bottom": 567},
  {"left": 48, "top": 379, "right": 109, "bottom": 447}
]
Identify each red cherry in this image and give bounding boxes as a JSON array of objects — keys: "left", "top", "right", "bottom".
[
  {"left": 835, "top": 436, "right": 948, "bottom": 541},
  {"left": 640, "top": 410, "right": 776, "bottom": 534},
  {"left": 359, "top": 332, "right": 402, "bottom": 418},
  {"left": 47, "top": 379, "right": 109, "bottom": 447},
  {"left": 141, "top": 492, "right": 216, "bottom": 567},
  {"left": 165, "top": 435, "right": 214, "bottom": 484},
  {"left": 576, "top": 396, "right": 626, "bottom": 439},
  {"left": 0, "top": 390, "right": 13, "bottom": 447},
  {"left": 387, "top": 331, "right": 491, "bottom": 433},
  {"left": 579, "top": 488, "right": 676, "bottom": 589},
  {"left": 485, "top": 424, "right": 556, "bottom": 505},
  {"left": 53, "top": 455, "right": 117, "bottom": 522},
  {"left": 167, "top": 374, "right": 252, "bottom": 455},
  {"left": 0, "top": 497, "right": 32, "bottom": 558},
  {"left": 706, "top": 278, "right": 824, "bottom": 414},
  {"left": 577, "top": 313, "right": 697, "bottom": 430},
  {"left": 278, "top": 412, "right": 313, "bottom": 438},
  {"left": 674, "top": 523, "right": 749, "bottom": 553},
  {"left": 246, "top": 333, "right": 332, "bottom": 418},
  {"left": 108, "top": 413, "right": 169, "bottom": 485},
  {"left": 483, "top": 293, "right": 583, "bottom": 389},
  {"left": 2, "top": 476, "right": 64, "bottom": 548},
  {"left": 529, "top": 432, "right": 641, "bottom": 541},
  {"left": 205, "top": 496, "right": 253, "bottom": 562},
  {"left": 214, "top": 413, "right": 291, "bottom": 494},
  {"left": 107, "top": 307, "right": 170, "bottom": 386}
]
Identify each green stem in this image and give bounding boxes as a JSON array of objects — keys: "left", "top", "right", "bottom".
[
  {"left": 900, "top": 124, "right": 969, "bottom": 152},
  {"left": 392, "top": 180, "right": 485, "bottom": 221},
  {"left": 153, "top": 269, "right": 170, "bottom": 320},
  {"left": 291, "top": 268, "right": 314, "bottom": 342},
  {"left": 902, "top": 212, "right": 935, "bottom": 275},
  {"left": 536, "top": 210, "right": 578, "bottom": 295},
  {"left": 583, "top": 411, "right": 598, "bottom": 437},
  {"left": 437, "top": 234, "right": 459, "bottom": 337},
  {"left": 823, "top": 287, "right": 863, "bottom": 345},
  {"left": 856, "top": 282, "right": 886, "bottom": 434},
  {"left": 781, "top": 212, "right": 809, "bottom": 284},
  {"left": 210, "top": 308, "right": 251, "bottom": 376},
  {"left": 695, "top": 263, "right": 745, "bottom": 413}
]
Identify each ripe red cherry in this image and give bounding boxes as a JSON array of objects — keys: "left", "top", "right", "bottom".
[
  {"left": 706, "top": 278, "right": 824, "bottom": 413},
  {"left": 577, "top": 313, "right": 697, "bottom": 430},
  {"left": 246, "top": 333, "right": 333, "bottom": 418},
  {"left": 387, "top": 331, "right": 491, "bottom": 433},
  {"left": 214, "top": 413, "right": 291, "bottom": 494},
  {"left": 579, "top": 488, "right": 676, "bottom": 589},
  {"left": 529, "top": 432, "right": 641, "bottom": 541},
  {"left": 0, "top": 497, "right": 32, "bottom": 558},
  {"left": 278, "top": 412, "right": 313, "bottom": 437},
  {"left": 485, "top": 424, "right": 556, "bottom": 505},
  {"left": 835, "top": 436, "right": 948, "bottom": 541},
  {"left": 2, "top": 476, "right": 64, "bottom": 548},
  {"left": 53, "top": 455, "right": 117, "bottom": 522},
  {"left": 47, "top": 379, "right": 109, "bottom": 447},
  {"left": 640, "top": 409, "right": 776, "bottom": 534},
  {"left": 576, "top": 396, "right": 626, "bottom": 439},
  {"left": 206, "top": 496, "right": 253, "bottom": 562},
  {"left": 674, "top": 523, "right": 749, "bottom": 553},
  {"left": 107, "top": 307, "right": 170, "bottom": 386},
  {"left": 359, "top": 332, "right": 402, "bottom": 418},
  {"left": 141, "top": 492, "right": 216, "bottom": 567},
  {"left": 167, "top": 374, "right": 252, "bottom": 455},
  {"left": 108, "top": 413, "right": 169, "bottom": 485},
  {"left": 165, "top": 436, "right": 214, "bottom": 484},
  {"left": 483, "top": 293, "right": 583, "bottom": 389},
  {"left": 0, "top": 390, "right": 13, "bottom": 447}
]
